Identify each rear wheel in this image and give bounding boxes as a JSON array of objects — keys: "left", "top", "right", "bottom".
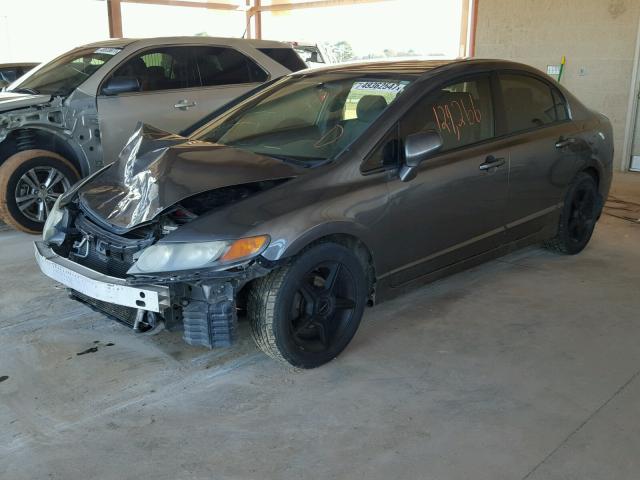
[
  {"left": 544, "top": 172, "right": 600, "bottom": 255},
  {"left": 0, "top": 149, "right": 80, "bottom": 234},
  {"left": 248, "top": 243, "right": 367, "bottom": 368}
]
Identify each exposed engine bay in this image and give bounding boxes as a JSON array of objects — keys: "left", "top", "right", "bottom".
[{"left": 37, "top": 124, "right": 303, "bottom": 347}]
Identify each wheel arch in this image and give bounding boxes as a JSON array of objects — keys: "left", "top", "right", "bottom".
[
  {"left": 0, "top": 127, "right": 89, "bottom": 176},
  {"left": 275, "top": 224, "right": 379, "bottom": 304}
]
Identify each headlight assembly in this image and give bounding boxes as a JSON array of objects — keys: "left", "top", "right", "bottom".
[{"left": 127, "top": 235, "right": 269, "bottom": 275}]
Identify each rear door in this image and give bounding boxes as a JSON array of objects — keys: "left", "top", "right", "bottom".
[
  {"left": 497, "top": 72, "right": 579, "bottom": 241},
  {"left": 379, "top": 74, "right": 510, "bottom": 286},
  {"left": 186, "top": 46, "right": 270, "bottom": 125},
  {"left": 97, "top": 45, "right": 275, "bottom": 163}
]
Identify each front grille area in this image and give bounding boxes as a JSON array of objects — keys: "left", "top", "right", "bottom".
[
  {"left": 68, "top": 213, "right": 156, "bottom": 279},
  {"left": 71, "top": 290, "right": 138, "bottom": 327}
]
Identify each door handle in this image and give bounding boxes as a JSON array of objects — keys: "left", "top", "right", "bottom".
[
  {"left": 555, "top": 137, "right": 576, "bottom": 148},
  {"left": 479, "top": 155, "right": 506, "bottom": 171},
  {"left": 174, "top": 99, "right": 197, "bottom": 110}
]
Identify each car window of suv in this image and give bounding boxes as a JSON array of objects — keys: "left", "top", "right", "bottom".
[
  {"left": 499, "top": 73, "right": 564, "bottom": 133},
  {"left": 258, "top": 48, "right": 307, "bottom": 72},
  {"left": 109, "top": 47, "right": 198, "bottom": 93},
  {"left": 194, "top": 47, "right": 268, "bottom": 86},
  {"left": 400, "top": 75, "right": 494, "bottom": 153}
]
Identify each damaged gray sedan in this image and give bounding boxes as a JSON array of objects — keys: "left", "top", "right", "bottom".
[{"left": 35, "top": 59, "right": 613, "bottom": 368}]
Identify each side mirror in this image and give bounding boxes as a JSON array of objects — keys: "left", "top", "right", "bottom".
[
  {"left": 101, "top": 76, "right": 141, "bottom": 96},
  {"left": 399, "top": 130, "right": 443, "bottom": 182}
]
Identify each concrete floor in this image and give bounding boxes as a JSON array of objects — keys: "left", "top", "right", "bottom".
[{"left": 1, "top": 174, "right": 639, "bottom": 480}]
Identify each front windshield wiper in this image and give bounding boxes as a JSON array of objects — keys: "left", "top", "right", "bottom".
[
  {"left": 264, "top": 153, "right": 326, "bottom": 168},
  {"left": 8, "top": 87, "right": 40, "bottom": 95}
]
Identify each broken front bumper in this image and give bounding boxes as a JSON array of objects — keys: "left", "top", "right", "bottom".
[
  {"left": 34, "top": 241, "right": 170, "bottom": 313},
  {"left": 34, "top": 241, "right": 240, "bottom": 348}
]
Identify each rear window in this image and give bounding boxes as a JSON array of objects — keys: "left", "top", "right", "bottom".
[{"left": 258, "top": 48, "right": 307, "bottom": 72}]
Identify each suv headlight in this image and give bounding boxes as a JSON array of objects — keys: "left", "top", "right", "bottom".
[
  {"left": 42, "top": 197, "right": 65, "bottom": 243},
  {"left": 127, "top": 235, "right": 269, "bottom": 275}
]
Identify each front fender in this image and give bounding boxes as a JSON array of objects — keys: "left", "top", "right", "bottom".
[{"left": 264, "top": 220, "right": 374, "bottom": 262}]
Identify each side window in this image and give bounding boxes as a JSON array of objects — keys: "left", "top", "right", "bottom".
[
  {"left": 499, "top": 73, "right": 562, "bottom": 133},
  {"left": 552, "top": 88, "right": 569, "bottom": 121},
  {"left": 0, "top": 68, "right": 18, "bottom": 84},
  {"left": 110, "top": 47, "right": 197, "bottom": 92},
  {"left": 400, "top": 75, "right": 494, "bottom": 152},
  {"left": 361, "top": 125, "right": 400, "bottom": 173},
  {"left": 258, "top": 48, "right": 307, "bottom": 72},
  {"left": 195, "top": 47, "right": 268, "bottom": 86}
]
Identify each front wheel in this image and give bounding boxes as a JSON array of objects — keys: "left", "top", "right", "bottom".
[
  {"left": 0, "top": 149, "right": 80, "bottom": 234},
  {"left": 248, "top": 243, "right": 368, "bottom": 369},
  {"left": 544, "top": 172, "right": 600, "bottom": 255}
]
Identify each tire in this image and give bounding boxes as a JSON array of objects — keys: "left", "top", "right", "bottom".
[
  {"left": 0, "top": 149, "right": 80, "bottom": 234},
  {"left": 544, "top": 172, "right": 600, "bottom": 255},
  {"left": 247, "top": 242, "right": 368, "bottom": 369}
]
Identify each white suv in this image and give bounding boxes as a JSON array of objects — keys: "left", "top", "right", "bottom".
[{"left": 0, "top": 37, "right": 306, "bottom": 233}]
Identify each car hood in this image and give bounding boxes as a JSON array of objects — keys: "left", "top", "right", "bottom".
[
  {"left": 78, "top": 123, "right": 306, "bottom": 232},
  {"left": 0, "top": 91, "right": 51, "bottom": 112}
]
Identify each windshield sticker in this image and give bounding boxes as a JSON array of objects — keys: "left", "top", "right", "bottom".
[
  {"left": 94, "top": 47, "right": 122, "bottom": 56},
  {"left": 352, "top": 81, "right": 408, "bottom": 94}
]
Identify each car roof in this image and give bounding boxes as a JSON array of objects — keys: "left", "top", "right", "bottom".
[
  {"left": 0, "top": 62, "right": 39, "bottom": 68},
  {"left": 77, "top": 36, "right": 293, "bottom": 50},
  {"left": 294, "top": 58, "right": 544, "bottom": 78}
]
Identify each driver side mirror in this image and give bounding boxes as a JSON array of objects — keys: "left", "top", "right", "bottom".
[
  {"left": 101, "top": 76, "right": 141, "bottom": 96},
  {"left": 399, "top": 130, "right": 443, "bottom": 182}
]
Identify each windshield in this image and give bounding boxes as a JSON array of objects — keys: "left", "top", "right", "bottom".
[
  {"left": 9, "top": 47, "right": 121, "bottom": 96},
  {"left": 192, "top": 73, "right": 413, "bottom": 164}
]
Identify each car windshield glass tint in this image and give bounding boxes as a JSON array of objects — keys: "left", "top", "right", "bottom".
[
  {"left": 9, "top": 47, "right": 121, "bottom": 96},
  {"left": 192, "top": 73, "right": 412, "bottom": 164}
]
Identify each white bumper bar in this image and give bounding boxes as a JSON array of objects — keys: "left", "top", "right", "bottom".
[{"left": 34, "top": 242, "right": 169, "bottom": 313}]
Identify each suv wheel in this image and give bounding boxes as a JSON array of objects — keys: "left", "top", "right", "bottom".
[
  {"left": 544, "top": 172, "right": 600, "bottom": 255},
  {"left": 0, "top": 150, "right": 80, "bottom": 234},
  {"left": 248, "top": 242, "right": 367, "bottom": 369}
]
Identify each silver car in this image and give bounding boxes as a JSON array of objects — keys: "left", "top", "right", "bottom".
[
  {"left": 0, "top": 37, "right": 305, "bottom": 233},
  {"left": 0, "top": 63, "right": 39, "bottom": 89}
]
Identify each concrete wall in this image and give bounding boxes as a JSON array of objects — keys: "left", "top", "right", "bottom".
[{"left": 475, "top": 0, "right": 640, "bottom": 170}]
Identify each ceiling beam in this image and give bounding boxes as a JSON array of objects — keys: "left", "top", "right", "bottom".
[
  {"left": 107, "top": 0, "right": 123, "bottom": 38},
  {"left": 255, "top": 0, "right": 393, "bottom": 12},
  {"left": 120, "top": 0, "right": 242, "bottom": 11}
]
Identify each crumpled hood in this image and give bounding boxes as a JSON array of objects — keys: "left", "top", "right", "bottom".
[
  {"left": 78, "top": 123, "right": 305, "bottom": 231},
  {"left": 0, "top": 91, "right": 51, "bottom": 112}
]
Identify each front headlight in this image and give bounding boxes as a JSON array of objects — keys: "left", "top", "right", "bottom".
[
  {"left": 42, "top": 197, "right": 65, "bottom": 243},
  {"left": 127, "top": 235, "right": 269, "bottom": 275}
]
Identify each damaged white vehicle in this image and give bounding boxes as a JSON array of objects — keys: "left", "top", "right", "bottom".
[{"left": 0, "top": 37, "right": 305, "bottom": 233}]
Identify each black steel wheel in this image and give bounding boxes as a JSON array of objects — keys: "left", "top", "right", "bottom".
[
  {"left": 545, "top": 172, "right": 600, "bottom": 255},
  {"left": 248, "top": 242, "right": 367, "bottom": 368}
]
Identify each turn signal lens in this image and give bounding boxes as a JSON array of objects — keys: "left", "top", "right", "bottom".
[{"left": 220, "top": 235, "right": 269, "bottom": 262}]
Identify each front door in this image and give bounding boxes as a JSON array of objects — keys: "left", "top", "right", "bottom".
[{"left": 380, "top": 74, "right": 509, "bottom": 286}]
